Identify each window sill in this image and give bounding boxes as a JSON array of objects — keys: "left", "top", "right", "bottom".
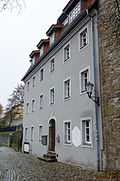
[
  {"left": 64, "top": 96, "right": 71, "bottom": 101},
  {"left": 63, "top": 57, "right": 70, "bottom": 64},
  {"left": 79, "top": 43, "right": 89, "bottom": 52},
  {"left": 50, "top": 102, "right": 55, "bottom": 106},
  {"left": 81, "top": 143, "right": 93, "bottom": 148},
  {"left": 64, "top": 142, "right": 72, "bottom": 146},
  {"left": 80, "top": 90, "right": 87, "bottom": 96}
]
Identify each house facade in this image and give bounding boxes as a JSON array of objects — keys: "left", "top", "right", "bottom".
[{"left": 22, "top": 0, "right": 103, "bottom": 170}]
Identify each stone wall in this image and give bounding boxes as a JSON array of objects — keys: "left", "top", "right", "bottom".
[{"left": 98, "top": 0, "right": 120, "bottom": 171}]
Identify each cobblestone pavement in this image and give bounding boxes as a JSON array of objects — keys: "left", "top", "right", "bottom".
[{"left": 0, "top": 147, "right": 120, "bottom": 181}]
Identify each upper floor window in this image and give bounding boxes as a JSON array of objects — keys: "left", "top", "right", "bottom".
[
  {"left": 50, "top": 58, "right": 55, "bottom": 72},
  {"left": 50, "top": 88, "right": 55, "bottom": 105},
  {"left": 50, "top": 32, "right": 55, "bottom": 45},
  {"left": 26, "top": 103, "right": 29, "bottom": 114},
  {"left": 32, "top": 99, "right": 35, "bottom": 112},
  {"left": 40, "top": 94, "right": 43, "bottom": 109},
  {"left": 27, "top": 81, "right": 30, "bottom": 92},
  {"left": 69, "top": 1, "right": 81, "bottom": 24},
  {"left": 64, "top": 78, "right": 71, "bottom": 100},
  {"left": 40, "top": 68, "right": 43, "bottom": 81},
  {"left": 63, "top": 43, "right": 70, "bottom": 62},
  {"left": 40, "top": 46, "right": 44, "bottom": 57},
  {"left": 80, "top": 28, "right": 88, "bottom": 49},
  {"left": 79, "top": 25, "right": 89, "bottom": 50},
  {"left": 80, "top": 67, "right": 90, "bottom": 93},
  {"left": 32, "top": 76, "right": 35, "bottom": 87}
]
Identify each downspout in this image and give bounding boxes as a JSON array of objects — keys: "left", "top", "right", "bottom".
[{"left": 86, "top": 9, "right": 100, "bottom": 172}]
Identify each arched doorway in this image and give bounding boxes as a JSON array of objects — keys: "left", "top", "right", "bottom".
[{"left": 49, "top": 119, "right": 55, "bottom": 152}]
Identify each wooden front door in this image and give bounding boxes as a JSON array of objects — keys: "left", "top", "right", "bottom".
[{"left": 49, "top": 119, "right": 55, "bottom": 151}]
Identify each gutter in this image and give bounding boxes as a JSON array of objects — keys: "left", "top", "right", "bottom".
[
  {"left": 22, "top": 2, "right": 97, "bottom": 81},
  {"left": 86, "top": 9, "right": 100, "bottom": 172}
]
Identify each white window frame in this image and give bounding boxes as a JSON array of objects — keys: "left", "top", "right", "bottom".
[
  {"left": 63, "top": 42, "right": 70, "bottom": 63},
  {"left": 50, "top": 32, "right": 55, "bottom": 45},
  {"left": 49, "top": 87, "right": 55, "bottom": 105},
  {"left": 80, "top": 117, "right": 93, "bottom": 148},
  {"left": 78, "top": 24, "right": 89, "bottom": 51},
  {"left": 25, "top": 127, "right": 28, "bottom": 140},
  {"left": 69, "top": 1, "right": 81, "bottom": 24},
  {"left": 40, "top": 46, "right": 44, "bottom": 57},
  {"left": 63, "top": 120, "right": 72, "bottom": 145},
  {"left": 50, "top": 57, "right": 55, "bottom": 73},
  {"left": 38, "top": 124, "right": 42, "bottom": 141},
  {"left": 32, "top": 57, "right": 35, "bottom": 65},
  {"left": 40, "top": 67, "right": 44, "bottom": 81},
  {"left": 26, "top": 102, "right": 29, "bottom": 114},
  {"left": 79, "top": 66, "right": 90, "bottom": 95},
  {"left": 30, "top": 126, "right": 34, "bottom": 141},
  {"left": 32, "top": 99, "right": 35, "bottom": 112},
  {"left": 32, "top": 75, "right": 36, "bottom": 87},
  {"left": 63, "top": 77, "right": 71, "bottom": 100},
  {"left": 39, "top": 94, "right": 43, "bottom": 109}
]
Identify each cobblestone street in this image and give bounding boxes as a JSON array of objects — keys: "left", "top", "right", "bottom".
[{"left": 0, "top": 147, "right": 120, "bottom": 181}]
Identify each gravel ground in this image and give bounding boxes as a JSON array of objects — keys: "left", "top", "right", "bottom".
[{"left": 0, "top": 147, "right": 120, "bottom": 181}]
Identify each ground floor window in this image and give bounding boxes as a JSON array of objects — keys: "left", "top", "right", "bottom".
[
  {"left": 64, "top": 120, "right": 72, "bottom": 144},
  {"left": 31, "top": 126, "right": 34, "bottom": 141},
  {"left": 81, "top": 117, "right": 92, "bottom": 147}
]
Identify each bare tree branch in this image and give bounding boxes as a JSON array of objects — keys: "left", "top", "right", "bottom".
[{"left": 0, "top": 0, "right": 25, "bottom": 13}]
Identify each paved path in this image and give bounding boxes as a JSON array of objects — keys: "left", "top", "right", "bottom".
[{"left": 0, "top": 147, "right": 120, "bottom": 181}]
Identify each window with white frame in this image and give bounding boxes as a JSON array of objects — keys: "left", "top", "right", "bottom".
[
  {"left": 69, "top": 1, "right": 81, "bottom": 23},
  {"left": 81, "top": 118, "right": 92, "bottom": 146},
  {"left": 39, "top": 125, "right": 42, "bottom": 141},
  {"left": 64, "top": 121, "right": 71, "bottom": 144},
  {"left": 50, "top": 88, "right": 55, "bottom": 105},
  {"left": 40, "top": 94, "right": 43, "bottom": 109},
  {"left": 80, "top": 28, "right": 88, "bottom": 49},
  {"left": 32, "top": 100, "right": 35, "bottom": 112},
  {"left": 27, "top": 81, "right": 30, "bottom": 92},
  {"left": 50, "top": 32, "right": 55, "bottom": 45},
  {"left": 40, "top": 46, "right": 44, "bottom": 57},
  {"left": 32, "top": 57, "right": 35, "bottom": 65},
  {"left": 26, "top": 103, "right": 29, "bottom": 114},
  {"left": 32, "top": 76, "right": 35, "bottom": 87},
  {"left": 50, "top": 58, "right": 55, "bottom": 72},
  {"left": 80, "top": 67, "right": 89, "bottom": 93},
  {"left": 25, "top": 127, "right": 28, "bottom": 140},
  {"left": 64, "top": 78, "right": 71, "bottom": 99},
  {"left": 40, "top": 68, "right": 43, "bottom": 81},
  {"left": 31, "top": 126, "right": 34, "bottom": 141},
  {"left": 64, "top": 43, "right": 70, "bottom": 62}
]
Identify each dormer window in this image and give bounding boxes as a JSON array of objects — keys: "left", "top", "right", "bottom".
[
  {"left": 46, "top": 24, "right": 63, "bottom": 45},
  {"left": 32, "top": 57, "right": 35, "bottom": 65},
  {"left": 69, "top": 1, "right": 81, "bottom": 24},
  {"left": 29, "top": 50, "right": 40, "bottom": 65},
  {"left": 40, "top": 46, "right": 43, "bottom": 57},
  {"left": 50, "top": 32, "right": 55, "bottom": 45}
]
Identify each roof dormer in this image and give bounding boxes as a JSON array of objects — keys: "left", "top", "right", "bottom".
[
  {"left": 46, "top": 24, "right": 63, "bottom": 45},
  {"left": 37, "top": 39, "right": 49, "bottom": 57},
  {"left": 29, "top": 50, "right": 40, "bottom": 65}
]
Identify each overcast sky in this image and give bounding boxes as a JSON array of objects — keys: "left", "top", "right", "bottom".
[{"left": 0, "top": 0, "right": 69, "bottom": 109}]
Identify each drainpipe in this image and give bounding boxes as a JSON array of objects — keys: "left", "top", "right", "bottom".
[{"left": 86, "top": 9, "right": 100, "bottom": 172}]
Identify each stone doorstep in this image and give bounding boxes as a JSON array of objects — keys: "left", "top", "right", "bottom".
[{"left": 38, "top": 151, "right": 57, "bottom": 162}]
